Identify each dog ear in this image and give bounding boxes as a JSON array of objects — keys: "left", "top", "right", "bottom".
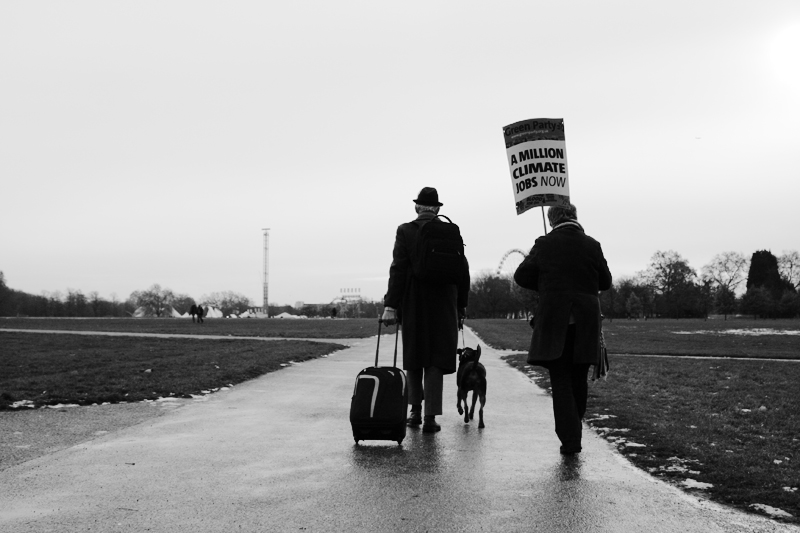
[{"left": 476, "top": 345, "right": 481, "bottom": 356}]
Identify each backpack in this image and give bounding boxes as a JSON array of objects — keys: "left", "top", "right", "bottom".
[{"left": 413, "top": 215, "right": 467, "bottom": 285}]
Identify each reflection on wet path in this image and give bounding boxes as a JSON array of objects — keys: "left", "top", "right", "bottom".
[{"left": 340, "top": 421, "right": 610, "bottom": 532}]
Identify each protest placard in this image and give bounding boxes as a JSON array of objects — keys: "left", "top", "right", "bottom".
[{"left": 502, "top": 118, "right": 570, "bottom": 215}]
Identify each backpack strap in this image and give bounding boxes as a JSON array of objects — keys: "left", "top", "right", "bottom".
[{"left": 414, "top": 214, "right": 452, "bottom": 227}]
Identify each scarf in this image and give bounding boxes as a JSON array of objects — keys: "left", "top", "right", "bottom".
[{"left": 551, "top": 220, "right": 584, "bottom": 232}]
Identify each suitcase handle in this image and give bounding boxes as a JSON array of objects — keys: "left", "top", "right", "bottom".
[{"left": 376, "top": 319, "right": 400, "bottom": 367}]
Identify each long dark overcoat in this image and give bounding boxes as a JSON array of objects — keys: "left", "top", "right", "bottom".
[
  {"left": 384, "top": 211, "right": 469, "bottom": 375},
  {"left": 513, "top": 223, "right": 612, "bottom": 366}
]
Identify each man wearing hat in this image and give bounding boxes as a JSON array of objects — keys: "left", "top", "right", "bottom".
[{"left": 381, "top": 187, "right": 469, "bottom": 433}]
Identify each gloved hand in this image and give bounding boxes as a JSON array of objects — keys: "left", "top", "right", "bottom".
[
  {"left": 458, "top": 308, "right": 466, "bottom": 330},
  {"left": 381, "top": 307, "right": 397, "bottom": 326}
]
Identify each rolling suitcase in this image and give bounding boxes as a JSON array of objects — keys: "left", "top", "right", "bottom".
[{"left": 350, "top": 320, "right": 408, "bottom": 445}]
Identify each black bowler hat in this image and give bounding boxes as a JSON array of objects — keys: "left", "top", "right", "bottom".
[{"left": 413, "top": 187, "right": 443, "bottom": 207}]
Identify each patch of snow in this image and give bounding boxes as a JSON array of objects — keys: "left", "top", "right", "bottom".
[
  {"left": 10, "top": 400, "right": 35, "bottom": 409},
  {"left": 46, "top": 403, "right": 81, "bottom": 409},
  {"left": 625, "top": 442, "right": 646, "bottom": 448},
  {"left": 682, "top": 479, "right": 713, "bottom": 490},
  {"left": 750, "top": 504, "right": 793, "bottom": 518},
  {"left": 662, "top": 465, "right": 690, "bottom": 473},
  {"left": 673, "top": 328, "right": 800, "bottom": 336},
  {"left": 667, "top": 456, "right": 702, "bottom": 465},
  {"left": 592, "top": 427, "right": 630, "bottom": 434},
  {"left": 586, "top": 414, "right": 617, "bottom": 422}
]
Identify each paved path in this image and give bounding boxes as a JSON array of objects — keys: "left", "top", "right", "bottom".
[{"left": 1, "top": 328, "right": 797, "bottom": 532}]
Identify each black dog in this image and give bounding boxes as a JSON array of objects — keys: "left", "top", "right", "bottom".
[{"left": 456, "top": 345, "right": 486, "bottom": 428}]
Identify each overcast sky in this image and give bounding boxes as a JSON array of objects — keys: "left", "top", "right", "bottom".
[{"left": 2, "top": 1, "right": 799, "bottom": 307}]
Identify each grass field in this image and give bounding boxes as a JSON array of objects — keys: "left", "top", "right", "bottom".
[
  {"left": 469, "top": 317, "right": 800, "bottom": 359},
  {"left": 467, "top": 318, "right": 800, "bottom": 523},
  {"left": 0, "top": 317, "right": 393, "bottom": 339},
  {"left": 0, "top": 332, "right": 344, "bottom": 409}
]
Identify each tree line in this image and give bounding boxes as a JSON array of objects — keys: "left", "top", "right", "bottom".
[
  {"left": 2, "top": 248, "right": 798, "bottom": 319},
  {"left": 0, "top": 275, "right": 254, "bottom": 318},
  {"left": 465, "top": 249, "right": 800, "bottom": 320}
]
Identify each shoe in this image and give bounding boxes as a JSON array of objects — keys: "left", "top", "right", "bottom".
[
  {"left": 422, "top": 416, "right": 441, "bottom": 433},
  {"left": 407, "top": 411, "right": 422, "bottom": 427}
]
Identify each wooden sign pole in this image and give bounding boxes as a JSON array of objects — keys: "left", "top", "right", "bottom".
[{"left": 541, "top": 206, "right": 548, "bottom": 235}]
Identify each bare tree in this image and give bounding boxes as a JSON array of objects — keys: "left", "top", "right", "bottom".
[
  {"left": 0, "top": 271, "right": 10, "bottom": 315},
  {"left": 201, "top": 291, "right": 252, "bottom": 317},
  {"left": 171, "top": 293, "right": 196, "bottom": 314},
  {"left": 639, "top": 250, "right": 697, "bottom": 295},
  {"left": 778, "top": 250, "right": 800, "bottom": 291},
  {"left": 130, "top": 284, "right": 175, "bottom": 317},
  {"left": 701, "top": 251, "right": 749, "bottom": 294},
  {"left": 88, "top": 291, "right": 102, "bottom": 317},
  {"left": 638, "top": 250, "right": 701, "bottom": 318}
]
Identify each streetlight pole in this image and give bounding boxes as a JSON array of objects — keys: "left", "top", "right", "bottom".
[{"left": 262, "top": 228, "right": 270, "bottom": 316}]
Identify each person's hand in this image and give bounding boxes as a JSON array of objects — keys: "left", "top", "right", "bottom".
[
  {"left": 458, "top": 308, "right": 466, "bottom": 330},
  {"left": 381, "top": 307, "right": 397, "bottom": 326}
]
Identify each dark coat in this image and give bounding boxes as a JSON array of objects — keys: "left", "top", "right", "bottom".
[
  {"left": 514, "top": 222, "right": 612, "bottom": 365},
  {"left": 384, "top": 211, "right": 470, "bottom": 375}
]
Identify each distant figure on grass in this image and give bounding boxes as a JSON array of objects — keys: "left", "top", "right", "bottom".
[
  {"left": 197, "top": 306, "right": 205, "bottom": 323},
  {"left": 382, "top": 187, "right": 470, "bottom": 434},
  {"left": 514, "top": 203, "right": 612, "bottom": 455},
  {"left": 190, "top": 304, "right": 198, "bottom": 323}
]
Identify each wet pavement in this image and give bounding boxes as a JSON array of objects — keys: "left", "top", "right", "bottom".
[{"left": 1, "top": 328, "right": 797, "bottom": 532}]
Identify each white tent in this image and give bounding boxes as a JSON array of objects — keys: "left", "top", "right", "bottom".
[
  {"left": 274, "top": 312, "right": 307, "bottom": 319},
  {"left": 200, "top": 306, "right": 224, "bottom": 318}
]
